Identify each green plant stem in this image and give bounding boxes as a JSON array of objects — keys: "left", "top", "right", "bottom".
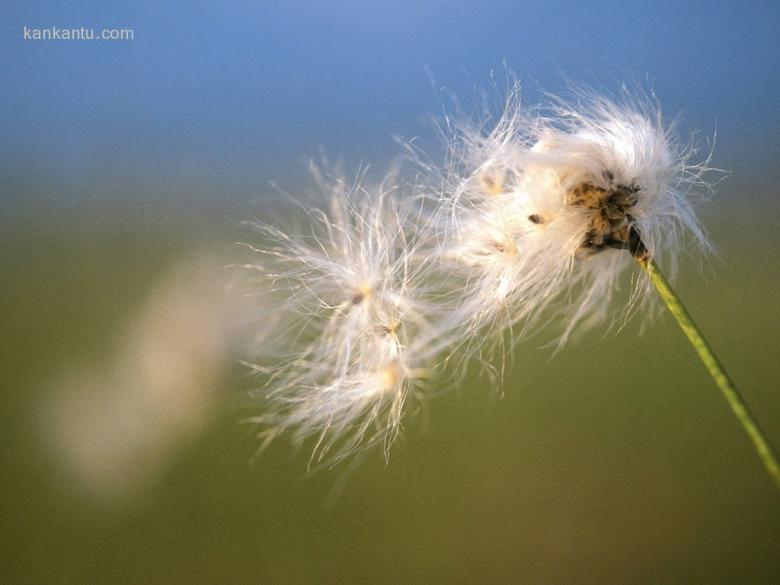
[{"left": 634, "top": 252, "right": 780, "bottom": 491}]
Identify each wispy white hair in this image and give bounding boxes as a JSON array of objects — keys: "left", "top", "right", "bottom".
[
  {"left": 242, "top": 77, "right": 718, "bottom": 462},
  {"left": 241, "top": 165, "right": 446, "bottom": 464},
  {"left": 534, "top": 84, "right": 715, "bottom": 341},
  {"left": 409, "top": 79, "right": 715, "bottom": 356}
]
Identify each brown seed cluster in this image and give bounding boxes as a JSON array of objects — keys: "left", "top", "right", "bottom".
[{"left": 568, "top": 173, "right": 640, "bottom": 252}]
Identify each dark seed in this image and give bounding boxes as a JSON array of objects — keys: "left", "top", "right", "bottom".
[{"left": 528, "top": 214, "right": 542, "bottom": 224}]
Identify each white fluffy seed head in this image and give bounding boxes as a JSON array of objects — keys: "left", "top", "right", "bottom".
[
  {"left": 241, "top": 166, "right": 444, "bottom": 464},
  {"left": 535, "top": 86, "right": 715, "bottom": 341},
  {"left": 242, "top": 79, "right": 719, "bottom": 463},
  {"left": 416, "top": 80, "right": 715, "bottom": 356}
]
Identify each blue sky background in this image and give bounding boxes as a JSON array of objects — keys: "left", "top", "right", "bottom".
[{"left": 2, "top": 0, "right": 779, "bottom": 214}]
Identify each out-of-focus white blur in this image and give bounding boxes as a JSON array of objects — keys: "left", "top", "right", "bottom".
[{"left": 38, "top": 257, "right": 246, "bottom": 504}]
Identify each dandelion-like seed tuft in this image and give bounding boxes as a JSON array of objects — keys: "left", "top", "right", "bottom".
[
  {"left": 242, "top": 165, "right": 445, "bottom": 465},
  {"left": 241, "top": 78, "right": 733, "bottom": 468},
  {"left": 412, "top": 80, "right": 716, "bottom": 354}
]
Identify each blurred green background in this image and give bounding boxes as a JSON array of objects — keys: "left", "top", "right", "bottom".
[
  {"left": 3, "top": 1, "right": 780, "bottom": 583},
  {"left": 2, "top": 172, "right": 779, "bottom": 585}
]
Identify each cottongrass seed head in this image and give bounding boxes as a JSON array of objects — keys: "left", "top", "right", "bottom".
[
  {"left": 242, "top": 77, "right": 718, "bottom": 463},
  {"left": 416, "top": 79, "right": 715, "bottom": 354},
  {"left": 242, "top": 164, "right": 448, "bottom": 465}
]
